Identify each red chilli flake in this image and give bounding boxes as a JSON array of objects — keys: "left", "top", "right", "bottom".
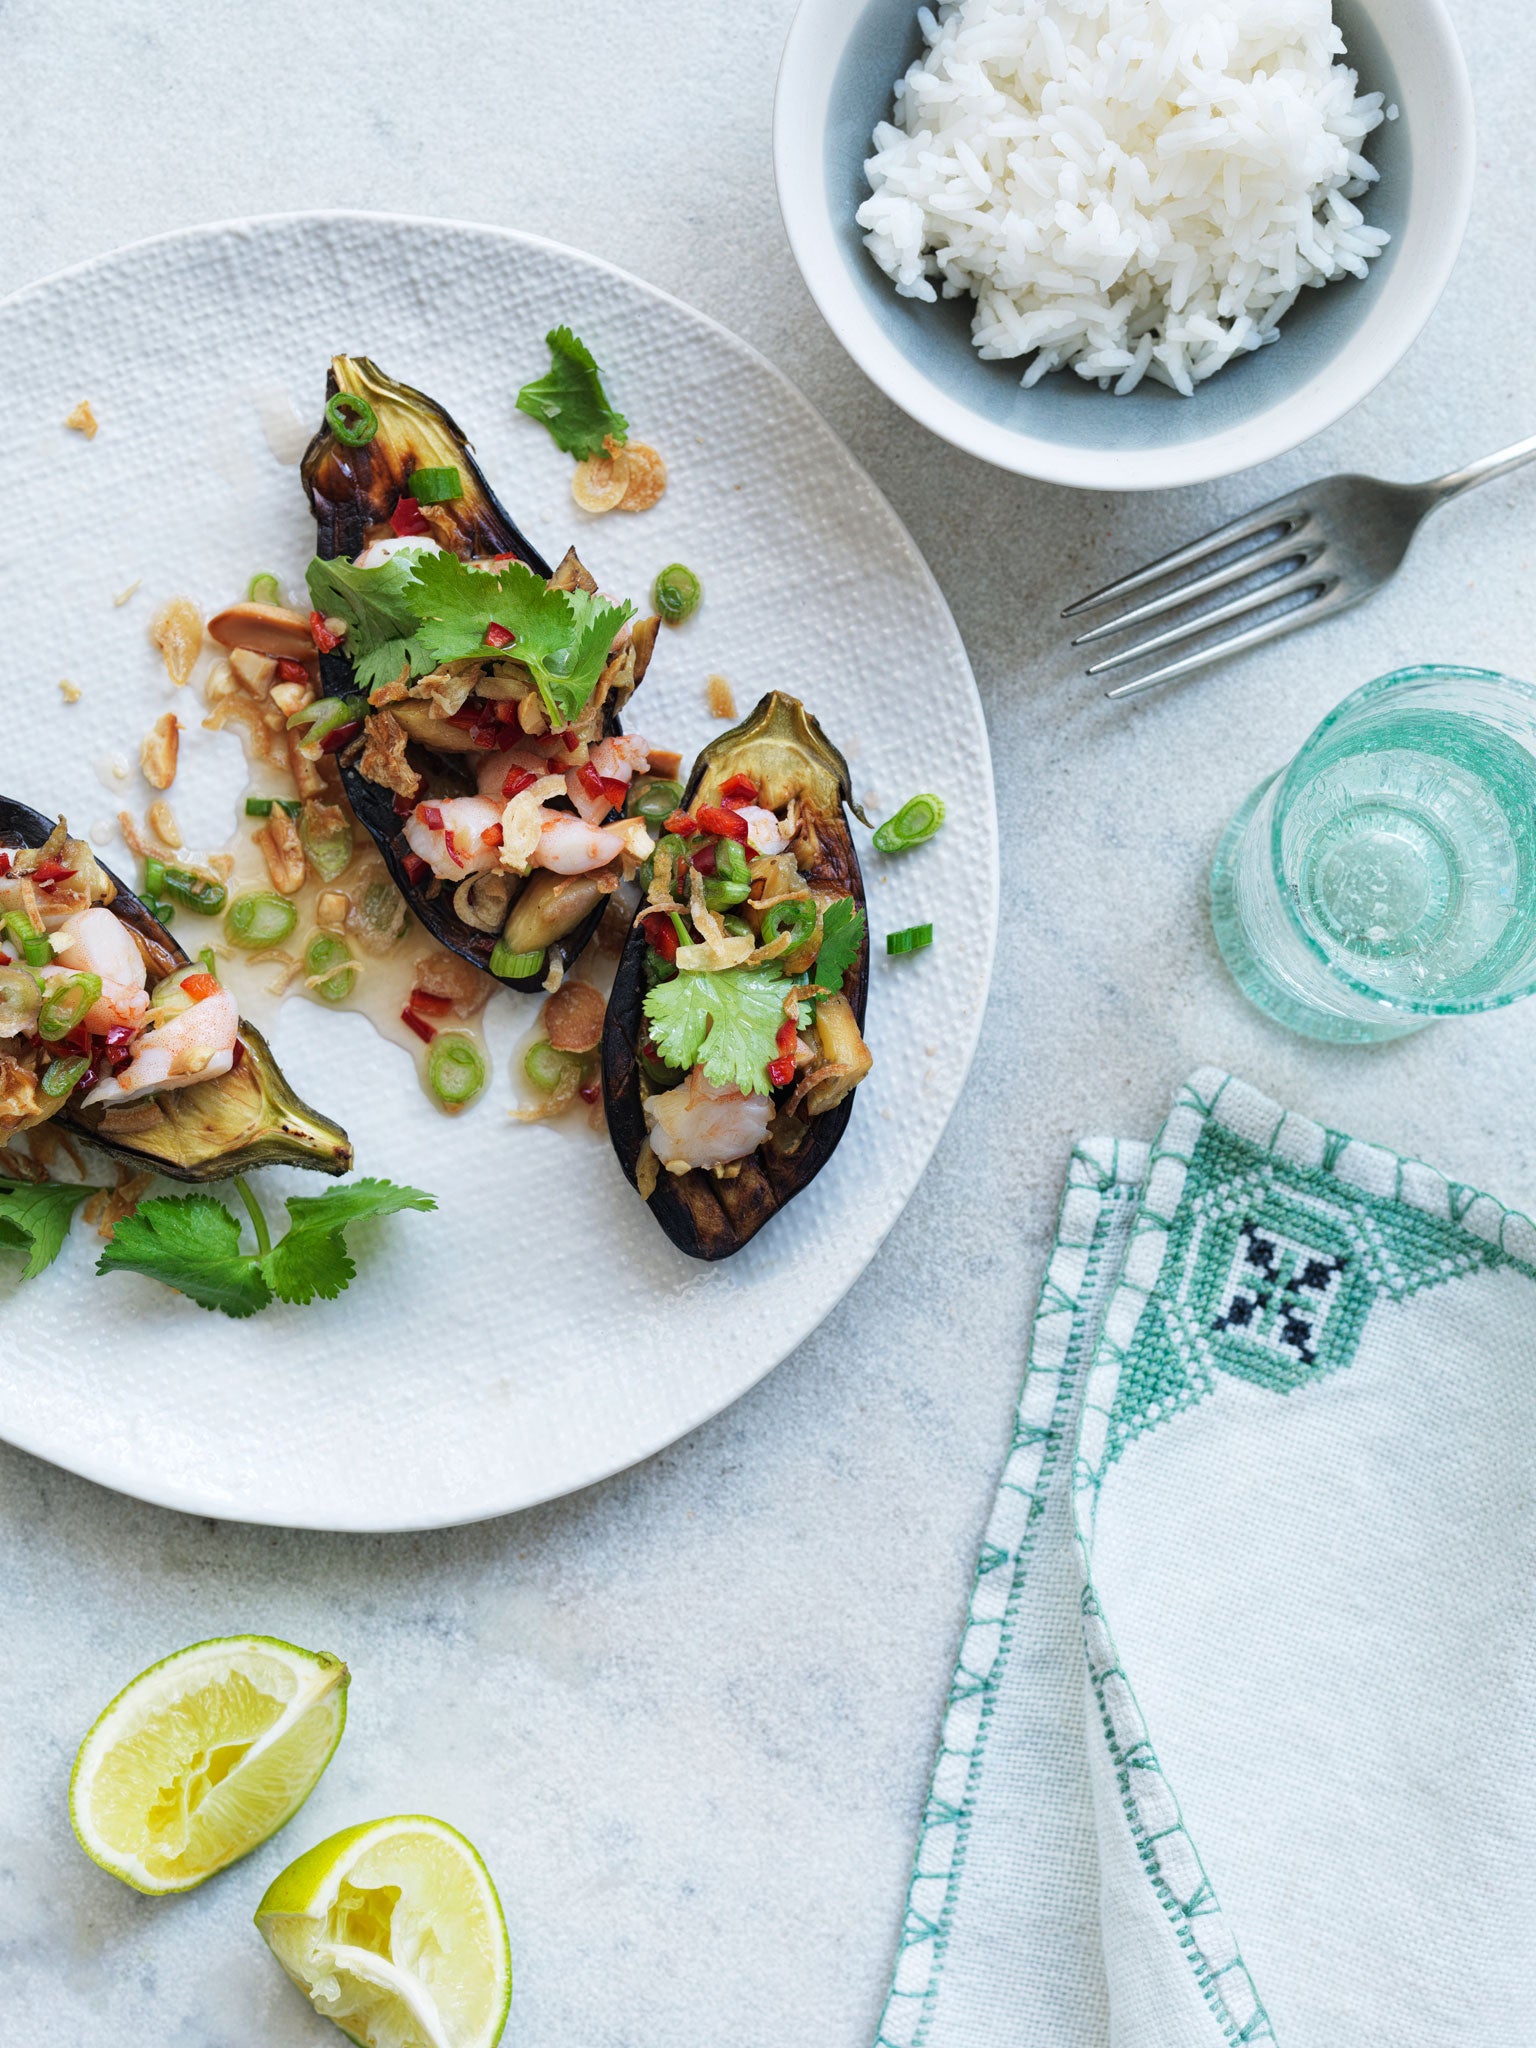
[
  {"left": 409, "top": 990, "right": 454, "bottom": 1020},
  {"left": 401, "top": 851, "right": 429, "bottom": 886},
  {"left": 401, "top": 1006, "right": 438, "bottom": 1045},
  {"left": 502, "top": 767, "right": 536, "bottom": 800},
  {"left": 696, "top": 804, "right": 748, "bottom": 844},
  {"left": 690, "top": 841, "right": 717, "bottom": 877},
  {"left": 483, "top": 621, "right": 514, "bottom": 650},
  {"left": 390, "top": 494, "right": 431, "bottom": 537},
  {"left": 393, "top": 791, "right": 415, "bottom": 816},
  {"left": 481, "top": 824, "right": 504, "bottom": 848},
  {"left": 719, "top": 773, "right": 759, "bottom": 809},
  {"left": 768, "top": 1015, "right": 799, "bottom": 1090},
  {"left": 319, "top": 720, "right": 362, "bottom": 754},
  {"left": 642, "top": 913, "right": 678, "bottom": 963},
  {"left": 663, "top": 810, "right": 698, "bottom": 838},
  {"left": 420, "top": 804, "right": 445, "bottom": 831},
  {"left": 578, "top": 1078, "right": 601, "bottom": 1105},
  {"left": 275, "top": 657, "right": 311, "bottom": 684},
  {"left": 0, "top": 850, "right": 11, "bottom": 876},
  {"left": 309, "top": 610, "right": 340, "bottom": 653},
  {"left": 32, "top": 861, "right": 76, "bottom": 885}
]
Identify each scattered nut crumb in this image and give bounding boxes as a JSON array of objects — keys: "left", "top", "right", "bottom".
[
  {"left": 315, "top": 889, "right": 350, "bottom": 931},
  {"left": 64, "top": 400, "right": 98, "bottom": 440},
  {"left": 58, "top": 679, "right": 82, "bottom": 705},
  {"left": 616, "top": 441, "right": 667, "bottom": 513},
  {"left": 571, "top": 441, "right": 629, "bottom": 516},
  {"left": 207, "top": 851, "right": 234, "bottom": 882},
  {"left": 83, "top": 1171, "right": 155, "bottom": 1239},
  {"left": 149, "top": 597, "right": 204, "bottom": 687},
  {"left": 706, "top": 674, "right": 738, "bottom": 720},
  {"left": 230, "top": 648, "right": 277, "bottom": 695},
  {"left": 146, "top": 799, "right": 182, "bottom": 849},
  {"left": 140, "top": 711, "right": 180, "bottom": 790},
  {"left": 542, "top": 955, "right": 565, "bottom": 994},
  {"left": 112, "top": 580, "right": 141, "bottom": 608}
]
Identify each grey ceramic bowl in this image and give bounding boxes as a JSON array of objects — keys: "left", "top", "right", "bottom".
[{"left": 775, "top": 0, "right": 1475, "bottom": 490}]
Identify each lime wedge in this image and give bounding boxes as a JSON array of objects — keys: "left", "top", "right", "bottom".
[
  {"left": 255, "top": 1815, "right": 511, "bottom": 2048},
  {"left": 69, "top": 1634, "right": 348, "bottom": 1894}
]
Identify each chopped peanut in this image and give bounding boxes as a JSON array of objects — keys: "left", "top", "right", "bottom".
[
  {"left": 543, "top": 979, "right": 605, "bottom": 1054},
  {"left": 146, "top": 800, "right": 182, "bottom": 849},
  {"left": 256, "top": 808, "right": 306, "bottom": 895},
  {"left": 150, "top": 598, "right": 204, "bottom": 687},
  {"left": 64, "top": 400, "right": 99, "bottom": 439},
  {"left": 270, "top": 679, "right": 313, "bottom": 718},
  {"left": 229, "top": 648, "right": 277, "bottom": 694},
  {"left": 140, "top": 712, "right": 180, "bottom": 790},
  {"left": 286, "top": 728, "right": 326, "bottom": 799},
  {"left": 58, "top": 679, "right": 81, "bottom": 705},
  {"left": 315, "top": 890, "right": 350, "bottom": 931},
  {"left": 706, "top": 674, "right": 738, "bottom": 720}
]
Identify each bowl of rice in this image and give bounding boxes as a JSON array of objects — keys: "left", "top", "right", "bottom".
[{"left": 775, "top": 0, "right": 1474, "bottom": 490}]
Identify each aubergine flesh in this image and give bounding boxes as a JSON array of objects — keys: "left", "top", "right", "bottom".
[
  {"left": 602, "top": 693, "right": 871, "bottom": 1261},
  {"left": 301, "top": 356, "right": 648, "bottom": 995},
  {"left": 0, "top": 798, "right": 351, "bottom": 1182}
]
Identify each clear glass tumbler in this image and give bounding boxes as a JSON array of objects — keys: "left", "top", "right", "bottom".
[{"left": 1210, "top": 664, "right": 1536, "bottom": 1043}]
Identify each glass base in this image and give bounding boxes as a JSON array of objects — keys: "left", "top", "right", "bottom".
[{"left": 1210, "top": 778, "right": 1429, "bottom": 1045}]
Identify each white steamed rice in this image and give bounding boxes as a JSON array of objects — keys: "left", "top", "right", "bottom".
[{"left": 858, "top": 0, "right": 1391, "bottom": 395}]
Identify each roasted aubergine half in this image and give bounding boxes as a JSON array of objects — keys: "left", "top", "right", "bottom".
[
  {"left": 602, "top": 693, "right": 874, "bottom": 1260},
  {"left": 300, "top": 355, "right": 665, "bottom": 996},
  {"left": 0, "top": 801, "right": 350, "bottom": 1180}
]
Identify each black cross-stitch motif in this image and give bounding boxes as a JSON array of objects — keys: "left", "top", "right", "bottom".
[{"left": 1210, "top": 1220, "right": 1347, "bottom": 1367}]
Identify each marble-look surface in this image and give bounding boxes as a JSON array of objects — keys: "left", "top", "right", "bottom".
[{"left": 2, "top": 2, "right": 1531, "bottom": 2042}]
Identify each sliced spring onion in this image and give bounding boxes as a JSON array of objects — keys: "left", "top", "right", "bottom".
[
  {"left": 407, "top": 465, "right": 462, "bottom": 505},
  {"left": 225, "top": 892, "right": 299, "bottom": 951},
  {"left": 762, "top": 898, "right": 816, "bottom": 948},
  {"left": 489, "top": 942, "right": 545, "bottom": 981},
  {"left": 0, "top": 965, "right": 42, "bottom": 1035},
  {"left": 143, "top": 856, "right": 166, "bottom": 899},
  {"left": 703, "top": 875, "right": 750, "bottom": 913},
  {"left": 669, "top": 911, "right": 691, "bottom": 949},
  {"left": 2, "top": 912, "right": 53, "bottom": 970},
  {"left": 714, "top": 838, "right": 751, "bottom": 886},
  {"left": 38, "top": 971, "right": 101, "bottom": 1041},
  {"left": 42, "top": 1054, "right": 90, "bottom": 1098},
  {"left": 626, "top": 777, "right": 684, "bottom": 828},
  {"left": 428, "top": 1032, "right": 487, "bottom": 1109},
  {"left": 244, "top": 796, "right": 300, "bottom": 818},
  {"left": 197, "top": 948, "right": 218, "bottom": 979},
  {"left": 886, "top": 922, "right": 934, "bottom": 956},
  {"left": 246, "top": 572, "right": 282, "bottom": 605},
  {"left": 161, "top": 867, "right": 228, "bottom": 916},
  {"left": 652, "top": 563, "right": 702, "bottom": 623},
  {"left": 299, "top": 803, "right": 354, "bottom": 884},
  {"left": 524, "top": 1038, "right": 580, "bottom": 1093},
  {"left": 304, "top": 933, "right": 356, "bottom": 1003},
  {"left": 142, "top": 897, "right": 177, "bottom": 926},
  {"left": 642, "top": 947, "right": 676, "bottom": 990},
  {"left": 287, "top": 695, "right": 367, "bottom": 743},
  {"left": 873, "top": 794, "right": 945, "bottom": 855},
  {"left": 325, "top": 390, "right": 378, "bottom": 447}
]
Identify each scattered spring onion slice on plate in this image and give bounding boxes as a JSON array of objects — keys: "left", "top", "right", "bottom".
[
  {"left": 255, "top": 1813, "right": 511, "bottom": 2048},
  {"left": 873, "top": 794, "right": 945, "bottom": 854},
  {"left": 69, "top": 1634, "right": 348, "bottom": 1894},
  {"left": 887, "top": 923, "right": 934, "bottom": 956},
  {"left": 652, "top": 562, "right": 702, "bottom": 623}
]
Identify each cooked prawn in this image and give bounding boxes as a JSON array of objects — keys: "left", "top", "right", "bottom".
[
  {"left": 354, "top": 534, "right": 443, "bottom": 570},
  {"left": 82, "top": 982, "right": 240, "bottom": 1108},
  {"left": 532, "top": 814, "right": 652, "bottom": 876},
  {"left": 589, "top": 734, "right": 652, "bottom": 784},
  {"left": 49, "top": 907, "right": 149, "bottom": 1033},
  {"left": 735, "top": 805, "right": 790, "bottom": 857},
  {"left": 645, "top": 1068, "right": 772, "bottom": 1171},
  {"left": 403, "top": 796, "right": 503, "bottom": 880}
]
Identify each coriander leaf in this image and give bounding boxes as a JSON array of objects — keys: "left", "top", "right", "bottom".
[
  {"left": 97, "top": 1195, "right": 271, "bottom": 1317},
  {"left": 0, "top": 1177, "right": 100, "bottom": 1280},
  {"left": 265, "top": 1179, "right": 436, "bottom": 1306},
  {"left": 644, "top": 968, "right": 789, "bottom": 1097},
  {"left": 305, "top": 554, "right": 430, "bottom": 695},
  {"left": 402, "top": 552, "right": 632, "bottom": 727},
  {"left": 515, "top": 326, "right": 628, "bottom": 459},
  {"left": 812, "top": 897, "right": 866, "bottom": 997}
]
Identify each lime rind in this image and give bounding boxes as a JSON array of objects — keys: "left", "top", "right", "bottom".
[
  {"left": 69, "top": 1633, "right": 348, "bottom": 1895},
  {"left": 256, "top": 1814, "right": 511, "bottom": 2048}
]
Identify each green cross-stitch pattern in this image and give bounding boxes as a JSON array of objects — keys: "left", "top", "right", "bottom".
[{"left": 1107, "top": 1118, "right": 1513, "bottom": 1458}]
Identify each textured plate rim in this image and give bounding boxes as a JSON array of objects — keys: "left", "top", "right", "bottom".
[{"left": 0, "top": 208, "right": 999, "bottom": 1531}]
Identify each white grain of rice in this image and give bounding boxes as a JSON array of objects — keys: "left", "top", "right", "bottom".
[{"left": 858, "top": 0, "right": 1390, "bottom": 394}]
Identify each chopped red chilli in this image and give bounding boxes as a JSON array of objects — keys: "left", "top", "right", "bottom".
[
  {"left": 401, "top": 851, "right": 428, "bottom": 886},
  {"left": 483, "top": 621, "right": 514, "bottom": 649},
  {"left": 319, "top": 720, "right": 361, "bottom": 754},
  {"left": 390, "top": 494, "right": 431, "bottom": 537},
  {"left": 420, "top": 804, "right": 444, "bottom": 831},
  {"left": 696, "top": 804, "right": 748, "bottom": 843},
  {"left": 768, "top": 1015, "right": 798, "bottom": 1089},
  {"left": 718, "top": 773, "right": 759, "bottom": 808},
  {"left": 642, "top": 912, "right": 679, "bottom": 963},
  {"left": 501, "top": 767, "right": 536, "bottom": 800},
  {"left": 275, "top": 658, "right": 311, "bottom": 684},
  {"left": 664, "top": 810, "right": 699, "bottom": 837},
  {"left": 400, "top": 1006, "right": 437, "bottom": 1043},
  {"left": 309, "top": 610, "right": 341, "bottom": 653}
]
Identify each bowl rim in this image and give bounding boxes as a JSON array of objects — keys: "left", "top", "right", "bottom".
[{"left": 774, "top": 0, "right": 1477, "bottom": 491}]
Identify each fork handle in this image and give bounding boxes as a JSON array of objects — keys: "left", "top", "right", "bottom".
[{"left": 1430, "top": 433, "right": 1536, "bottom": 505}]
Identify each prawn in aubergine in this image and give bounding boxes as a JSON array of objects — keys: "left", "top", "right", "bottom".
[
  {"left": 0, "top": 799, "right": 349, "bottom": 1180},
  {"left": 299, "top": 356, "right": 664, "bottom": 995},
  {"left": 602, "top": 693, "right": 873, "bottom": 1261}
]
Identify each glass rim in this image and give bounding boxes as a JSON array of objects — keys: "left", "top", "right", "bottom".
[{"left": 1266, "top": 662, "right": 1536, "bottom": 1016}]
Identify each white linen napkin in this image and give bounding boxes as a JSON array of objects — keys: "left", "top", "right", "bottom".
[{"left": 876, "top": 1070, "right": 1536, "bottom": 2048}]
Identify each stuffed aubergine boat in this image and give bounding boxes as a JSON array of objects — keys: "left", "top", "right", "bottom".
[
  {"left": 0, "top": 801, "right": 350, "bottom": 1179},
  {"left": 602, "top": 693, "right": 873, "bottom": 1260},
  {"left": 300, "top": 356, "right": 665, "bottom": 995}
]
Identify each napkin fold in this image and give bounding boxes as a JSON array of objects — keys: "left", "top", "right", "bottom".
[{"left": 877, "top": 1070, "right": 1536, "bottom": 2048}]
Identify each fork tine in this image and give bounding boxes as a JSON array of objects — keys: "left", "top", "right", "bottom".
[
  {"left": 1083, "top": 563, "right": 1337, "bottom": 677},
  {"left": 1104, "top": 584, "right": 1359, "bottom": 700},
  {"left": 1060, "top": 490, "right": 1309, "bottom": 620},
  {"left": 1070, "top": 526, "right": 1323, "bottom": 646}
]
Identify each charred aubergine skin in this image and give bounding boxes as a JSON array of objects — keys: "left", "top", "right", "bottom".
[
  {"left": 602, "top": 693, "right": 870, "bottom": 1262},
  {"left": 301, "top": 355, "right": 622, "bottom": 995},
  {"left": 0, "top": 798, "right": 351, "bottom": 1182}
]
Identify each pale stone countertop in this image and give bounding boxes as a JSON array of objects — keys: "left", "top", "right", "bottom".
[{"left": 1, "top": 2, "right": 1531, "bottom": 2043}]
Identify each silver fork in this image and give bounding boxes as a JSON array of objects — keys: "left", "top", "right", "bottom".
[{"left": 1065, "top": 434, "right": 1536, "bottom": 700}]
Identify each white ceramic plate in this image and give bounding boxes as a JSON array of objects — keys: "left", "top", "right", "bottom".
[{"left": 0, "top": 213, "right": 996, "bottom": 1530}]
